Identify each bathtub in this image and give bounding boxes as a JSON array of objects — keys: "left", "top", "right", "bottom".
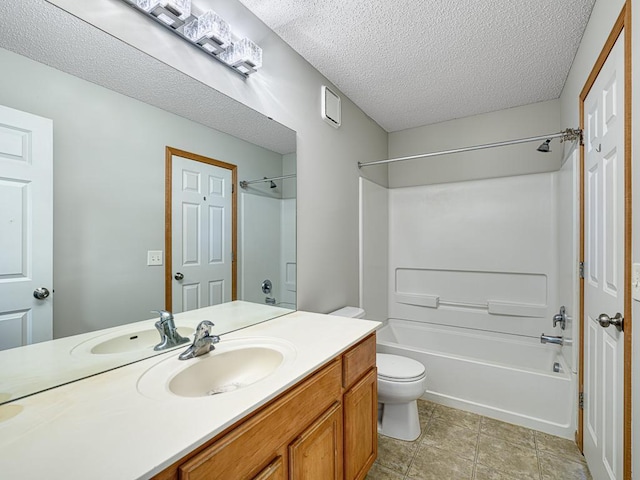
[{"left": 377, "top": 318, "right": 575, "bottom": 439}]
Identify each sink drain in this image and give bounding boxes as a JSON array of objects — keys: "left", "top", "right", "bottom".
[{"left": 207, "top": 383, "right": 243, "bottom": 396}]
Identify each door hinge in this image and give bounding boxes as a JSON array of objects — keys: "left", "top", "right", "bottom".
[
  {"left": 579, "top": 261, "right": 585, "bottom": 279},
  {"left": 231, "top": 251, "right": 235, "bottom": 262},
  {"left": 232, "top": 183, "right": 235, "bottom": 193},
  {"left": 579, "top": 392, "right": 584, "bottom": 410}
]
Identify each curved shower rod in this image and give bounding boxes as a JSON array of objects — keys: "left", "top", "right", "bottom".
[
  {"left": 239, "top": 173, "right": 296, "bottom": 189},
  {"left": 357, "top": 128, "right": 583, "bottom": 169}
]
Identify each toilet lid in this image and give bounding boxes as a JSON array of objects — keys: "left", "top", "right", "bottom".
[{"left": 376, "top": 353, "right": 426, "bottom": 382}]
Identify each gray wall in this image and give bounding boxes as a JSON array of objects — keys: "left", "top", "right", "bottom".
[
  {"left": 359, "top": 178, "right": 389, "bottom": 322},
  {"left": 387, "top": 100, "right": 562, "bottom": 188},
  {"left": 50, "top": 0, "right": 389, "bottom": 315},
  {"left": 0, "top": 48, "right": 286, "bottom": 337}
]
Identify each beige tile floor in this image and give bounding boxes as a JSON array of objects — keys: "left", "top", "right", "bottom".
[{"left": 367, "top": 400, "right": 592, "bottom": 480}]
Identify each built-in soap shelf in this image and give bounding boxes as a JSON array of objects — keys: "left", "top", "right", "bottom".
[{"left": 394, "top": 293, "right": 546, "bottom": 318}]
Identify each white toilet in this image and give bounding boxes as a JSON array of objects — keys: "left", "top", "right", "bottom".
[
  {"left": 376, "top": 353, "right": 427, "bottom": 441},
  {"left": 329, "top": 307, "right": 428, "bottom": 442}
]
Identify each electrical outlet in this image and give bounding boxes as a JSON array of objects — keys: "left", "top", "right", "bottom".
[
  {"left": 147, "top": 250, "right": 163, "bottom": 266},
  {"left": 633, "top": 263, "right": 640, "bottom": 301}
]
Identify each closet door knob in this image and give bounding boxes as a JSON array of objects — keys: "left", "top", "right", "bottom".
[
  {"left": 33, "top": 287, "right": 50, "bottom": 300},
  {"left": 598, "top": 313, "right": 624, "bottom": 332}
]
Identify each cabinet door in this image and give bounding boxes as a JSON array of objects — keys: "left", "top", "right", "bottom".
[
  {"left": 344, "top": 368, "right": 377, "bottom": 480},
  {"left": 253, "top": 455, "right": 285, "bottom": 480},
  {"left": 289, "top": 403, "right": 343, "bottom": 480}
]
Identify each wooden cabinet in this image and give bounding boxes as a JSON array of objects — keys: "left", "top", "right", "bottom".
[
  {"left": 289, "top": 403, "right": 343, "bottom": 480},
  {"left": 153, "top": 334, "right": 376, "bottom": 480},
  {"left": 252, "top": 456, "right": 285, "bottom": 480},
  {"left": 344, "top": 369, "right": 377, "bottom": 480}
]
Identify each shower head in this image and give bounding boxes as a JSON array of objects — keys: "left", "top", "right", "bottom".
[
  {"left": 537, "top": 139, "right": 551, "bottom": 153},
  {"left": 269, "top": 181, "right": 277, "bottom": 188}
]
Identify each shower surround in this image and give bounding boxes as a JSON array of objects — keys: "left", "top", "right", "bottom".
[{"left": 361, "top": 165, "right": 579, "bottom": 438}]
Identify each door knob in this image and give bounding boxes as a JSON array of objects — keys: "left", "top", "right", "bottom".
[
  {"left": 174, "top": 272, "right": 184, "bottom": 281},
  {"left": 33, "top": 287, "right": 50, "bottom": 300},
  {"left": 598, "top": 312, "right": 624, "bottom": 332}
]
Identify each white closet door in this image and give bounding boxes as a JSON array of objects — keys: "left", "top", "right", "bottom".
[
  {"left": 0, "top": 104, "right": 53, "bottom": 350},
  {"left": 582, "top": 33, "right": 625, "bottom": 480}
]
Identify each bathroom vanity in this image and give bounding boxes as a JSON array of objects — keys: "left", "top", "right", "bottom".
[
  {"left": 154, "top": 333, "right": 377, "bottom": 480},
  {"left": 0, "top": 310, "right": 379, "bottom": 479}
]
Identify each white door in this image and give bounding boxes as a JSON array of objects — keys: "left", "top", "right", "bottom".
[
  {"left": 583, "top": 34, "right": 625, "bottom": 480},
  {"left": 171, "top": 154, "right": 233, "bottom": 312},
  {"left": 0, "top": 105, "right": 53, "bottom": 350}
]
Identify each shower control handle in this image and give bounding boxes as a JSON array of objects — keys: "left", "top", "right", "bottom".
[
  {"left": 552, "top": 306, "right": 567, "bottom": 330},
  {"left": 598, "top": 313, "right": 624, "bottom": 332}
]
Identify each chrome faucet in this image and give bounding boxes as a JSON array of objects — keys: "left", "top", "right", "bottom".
[
  {"left": 540, "top": 334, "right": 564, "bottom": 346},
  {"left": 179, "top": 320, "right": 220, "bottom": 360},
  {"left": 152, "top": 310, "right": 190, "bottom": 351}
]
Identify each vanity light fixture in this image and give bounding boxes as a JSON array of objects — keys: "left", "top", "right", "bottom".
[
  {"left": 122, "top": 0, "right": 263, "bottom": 76},
  {"left": 136, "top": 0, "right": 191, "bottom": 28},
  {"left": 184, "top": 10, "right": 231, "bottom": 55},
  {"left": 219, "top": 37, "right": 263, "bottom": 74}
]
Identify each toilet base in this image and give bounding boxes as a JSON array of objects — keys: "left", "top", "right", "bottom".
[{"left": 379, "top": 400, "right": 421, "bottom": 441}]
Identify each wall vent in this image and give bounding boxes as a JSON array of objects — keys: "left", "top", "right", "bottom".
[{"left": 321, "top": 86, "right": 341, "bottom": 128}]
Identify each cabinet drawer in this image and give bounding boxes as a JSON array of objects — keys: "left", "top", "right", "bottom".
[
  {"left": 178, "top": 359, "right": 342, "bottom": 480},
  {"left": 343, "top": 334, "right": 376, "bottom": 389}
]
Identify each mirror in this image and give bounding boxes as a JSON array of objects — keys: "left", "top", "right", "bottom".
[{"left": 0, "top": 1, "right": 296, "bottom": 405}]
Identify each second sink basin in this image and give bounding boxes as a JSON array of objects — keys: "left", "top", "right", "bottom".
[{"left": 137, "top": 337, "right": 297, "bottom": 399}]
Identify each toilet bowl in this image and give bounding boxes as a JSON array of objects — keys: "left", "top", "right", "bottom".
[
  {"left": 376, "top": 353, "right": 427, "bottom": 441},
  {"left": 328, "top": 307, "right": 428, "bottom": 442}
]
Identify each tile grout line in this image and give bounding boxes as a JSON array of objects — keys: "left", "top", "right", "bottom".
[
  {"left": 471, "top": 416, "right": 483, "bottom": 480},
  {"left": 534, "top": 431, "right": 544, "bottom": 480},
  {"left": 403, "top": 407, "right": 435, "bottom": 479}
]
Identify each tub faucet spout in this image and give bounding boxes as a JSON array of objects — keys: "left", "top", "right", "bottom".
[{"left": 540, "top": 334, "right": 564, "bottom": 346}]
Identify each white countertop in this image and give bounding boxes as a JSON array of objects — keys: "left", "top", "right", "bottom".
[
  {"left": 0, "top": 310, "right": 379, "bottom": 479},
  {"left": 0, "top": 301, "right": 293, "bottom": 403}
]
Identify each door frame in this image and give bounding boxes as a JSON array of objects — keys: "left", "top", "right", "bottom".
[
  {"left": 577, "top": 4, "right": 632, "bottom": 478},
  {"left": 164, "top": 146, "right": 238, "bottom": 310}
]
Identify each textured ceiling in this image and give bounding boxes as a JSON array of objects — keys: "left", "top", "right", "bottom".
[
  {"left": 0, "top": 0, "right": 295, "bottom": 155},
  {"left": 238, "top": 0, "right": 596, "bottom": 132}
]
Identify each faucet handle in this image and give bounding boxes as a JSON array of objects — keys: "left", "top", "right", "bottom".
[
  {"left": 151, "top": 310, "right": 174, "bottom": 323},
  {"left": 195, "top": 320, "right": 215, "bottom": 337}
]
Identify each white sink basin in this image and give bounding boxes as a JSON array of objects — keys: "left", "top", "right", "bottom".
[
  {"left": 71, "top": 327, "right": 193, "bottom": 356},
  {"left": 137, "top": 337, "right": 297, "bottom": 399},
  {"left": 169, "top": 347, "right": 284, "bottom": 397}
]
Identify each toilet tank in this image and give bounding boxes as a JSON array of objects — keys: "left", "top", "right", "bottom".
[{"left": 328, "top": 306, "right": 366, "bottom": 318}]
